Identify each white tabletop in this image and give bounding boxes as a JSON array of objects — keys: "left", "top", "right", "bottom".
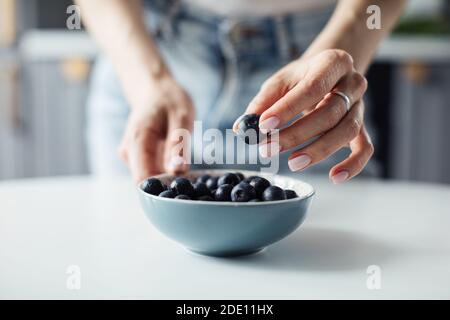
[{"left": 1, "top": 175, "right": 450, "bottom": 299}]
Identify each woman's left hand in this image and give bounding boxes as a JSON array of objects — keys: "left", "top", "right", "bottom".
[{"left": 236, "top": 49, "right": 374, "bottom": 184}]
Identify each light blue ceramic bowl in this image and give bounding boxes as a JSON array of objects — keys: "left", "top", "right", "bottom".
[{"left": 138, "top": 170, "right": 315, "bottom": 257}]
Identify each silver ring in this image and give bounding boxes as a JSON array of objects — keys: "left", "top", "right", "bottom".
[{"left": 331, "top": 90, "right": 351, "bottom": 111}]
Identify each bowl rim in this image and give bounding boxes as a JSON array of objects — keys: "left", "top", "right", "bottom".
[{"left": 138, "top": 169, "right": 315, "bottom": 206}]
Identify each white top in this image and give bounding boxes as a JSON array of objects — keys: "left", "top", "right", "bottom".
[
  {"left": 1, "top": 175, "right": 450, "bottom": 299},
  {"left": 184, "top": 0, "right": 336, "bottom": 17}
]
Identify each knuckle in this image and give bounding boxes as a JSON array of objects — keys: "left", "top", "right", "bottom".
[
  {"left": 260, "top": 79, "right": 272, "bottom": 90},
  {"left": 325, "top": 49, "right": 353, "bottom": 68},
  {"left": 355, "top": 155, "right": 367, "bottom": 169},
  {"left": 279, "top": 98, "right": 297, "bottom": 117},
  {"left": 336, "top": 50, "right": 354, "bottom": 68},
  {"left": 367, "top": 142, "right": 375, "bottom": 156},
  {"left": 272, "top": 73, "right": 286, "bottom": 84},
  {"left": 305, "top": 77, "right": 327, "bottom": 98},
  {"left": 262, "top": 73, "right": 284, "bottom": 90},
  {"left": 345, "top": 117, "right": 362, "bottom": 139},
  {"left": 353, "top": 72, "right": 368, "bottom": 93},
  {"left": 284, "top": 130, "right": 302, "bottom": 147},
  {"left": 314, "top": 142, "right": 333, "bottom": 159},
  {"left": 176, "top": 111, "right": 191, "bottom": 125}
]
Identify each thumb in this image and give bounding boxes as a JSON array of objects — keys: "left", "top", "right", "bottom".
[{"left": 164, "top": 110, "right": 194, "bottom": 175}]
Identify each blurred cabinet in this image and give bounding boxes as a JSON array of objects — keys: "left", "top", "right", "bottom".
[
  {"left": 0, "top": 55, "right": 24, "bottom": 179},
  {"left": 19, "top": 59, "right": 90, "bottom": 177},
  {"left": 389, "top": 62, "right": 450, "bottom": 184},
  {"left": 0, "top": 0, "right": 92, "bottom": 180},
  {"left": 1, "top": 55, "right": 90, "bottom": 179}
]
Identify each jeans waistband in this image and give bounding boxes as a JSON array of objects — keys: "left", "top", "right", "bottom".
[{"left": 144, "top": 0, "right": 330, "bottom": 61}]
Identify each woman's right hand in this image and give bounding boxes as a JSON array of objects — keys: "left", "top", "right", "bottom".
[
  {"left": 118, "top": 75, "right": 195, "bottom": 183},
  {"left": 75, "top": 0, "right": 195, "bottom": 183}
]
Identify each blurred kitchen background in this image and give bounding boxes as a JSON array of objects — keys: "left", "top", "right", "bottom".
[{"left": 0, "top": 0, "right": 449, "bottom": 183}]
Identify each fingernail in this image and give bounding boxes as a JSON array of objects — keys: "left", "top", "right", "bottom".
[
  {"left": 168, "top": 156, "right": 185, "bottom": 169},
  {"left": 288, "top": 154, "right": 311, "bottom": 171},
  {"left": 232, "top": 114, "right": 245, "bottom": 133},
  {"left": 258, "top": 141, "right": 281, "bottom": 158},
  {"left": 331, "top": 170, "right": 349, "bottom": 184},
  {"left": 259, "top": 116, "right": 279, "bottom": 134}
]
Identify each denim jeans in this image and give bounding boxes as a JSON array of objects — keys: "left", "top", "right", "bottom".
[{"left": 86, "top": 1, "right": 376, "bottom": 177}]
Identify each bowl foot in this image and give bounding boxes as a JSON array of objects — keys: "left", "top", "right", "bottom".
[{"left": 186, "top": 247, "right": 265, "bottom": 258}]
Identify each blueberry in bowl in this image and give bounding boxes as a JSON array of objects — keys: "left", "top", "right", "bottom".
[
  {"left": 214, "top": 184, "right": 234, "bottom": 202},
  {"left": 285, "top": 189, "right": 299, "bottom": 199},
  {"left": 158, "top": 189, "right": 177, "bottom": 198},
  {"left": 170, "top": 177, "right": 195, "bottom": 198},
  {"left": 262, "top": 186, "right": 287, "bottom": 201},
  {"left": 196, "top": 174, "right": 211, "bottom": 184},
  {"left": 248, "top": 176, "right": 271, "bottom": 198},
  {"left": 205, "top": 176, "right": 219, "bottom": 190},
  {"left": 138, "top": 170, "right": 315, "bottom": 257},
  {"left": 142, "top": 178, "right": 166, "bottom": 196},
  {"left": 218, "top": 172, "right": 241, "bottom": 187},
  {"left": 193, "top": 182, "right": 210, "bottom": 198},
  {"left": 231, "top": 182, "right": 257, "bottom": 202}
]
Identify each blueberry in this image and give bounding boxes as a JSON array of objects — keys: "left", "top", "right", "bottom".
[
  {"left": 197, "top": 195, "right": 214, "bottom": 201},
  {"left": 237, "top": 181, "right": 258, "bottom": 197},
  {"left": 214, "top": 184, "right": 233, "bottom": 202},
  {"left": 206, "top": 176, "right": 219, "bottom": 190},
  {"left": 244, "top": 175, "right": 259, "bottom": 183},
  {"left": 196, "top": 174, "right": 211, "bottom": 184},
  {"left": 235, "top": 114, "right": 262, "bottom": 145},
  {"left": 218, "top": 173, "right": 240, "bottom": 187},
  {"left": 175, "top": 194, "right": 191, "bottom": 200},
  {"left": 231, "top": 182, "right": 257, "bottom": 202},
  {"left": 262, "top": 186, "right": 286, "bottom": 201},
  {"left": 170, "top": 177, "right": 195, "bottom": 198},
  {"left": 235, "top": 172, "right": 245, "bottom": 182},
  {"left": 142, "top": 178, "right": 165, "bottom": 196},
  {"left": 159, "top": 190, "right": 177, "bottom": 198},
  {"left": 285, "top": 189, "right": 298, "bottom": 199},
  {"left": 249, "top": 177, "right": 271, "bottom": 198},
  {"left": 193, "top": 182, "right": 210, "bottom": 198}
]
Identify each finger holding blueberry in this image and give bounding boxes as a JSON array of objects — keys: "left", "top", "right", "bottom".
[{"left": 234, "top": 50, "right": 375, "bottom": 184}]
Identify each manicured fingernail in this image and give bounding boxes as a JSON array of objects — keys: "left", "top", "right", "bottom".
[
  {"left": 168, "top": 156, "right": 185, "bottom": 169},
  {"left": 259, "top": 141, "right": 281, "bottom": 158},
  {"left": 259, "top": 116, "right": 279, "bottom": 134},
  {"left": 288, "top": 154, "right": 311, "bottom": 171},
  {"left": 232, "top": 114, "right": 245, "bottom": 133},
  {"left": 331, "top": 170, "right": 349, "bottom": 184}
]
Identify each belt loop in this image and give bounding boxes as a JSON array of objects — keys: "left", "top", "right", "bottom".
[
  {"left": 160, "top": 0, "right": 182, "bottom": 39},
  {"left": 218, "top": 18, "right": 239, "bottom": 58},
  {"left": 273, "top": 15, "right": 290, "bottom": 62}
]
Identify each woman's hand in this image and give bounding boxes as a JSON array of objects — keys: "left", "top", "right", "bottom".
[
  {"left": 119, "top": 75, "right": 195, "bottom": 183},
  {"left": 75, "top": 0, "right": 196, "bottom": 183},
  {"left": 239, "top": 49, "right": 374, "bottom": 184}
]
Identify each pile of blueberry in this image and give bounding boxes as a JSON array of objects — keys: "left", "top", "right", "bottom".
[{"left": 142, "top": 172, "right": 298, "bottom": 202}]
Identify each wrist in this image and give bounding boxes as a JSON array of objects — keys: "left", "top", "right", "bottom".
[{"left": 118, "top": 54, "right": 171, "bottom": 87}]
